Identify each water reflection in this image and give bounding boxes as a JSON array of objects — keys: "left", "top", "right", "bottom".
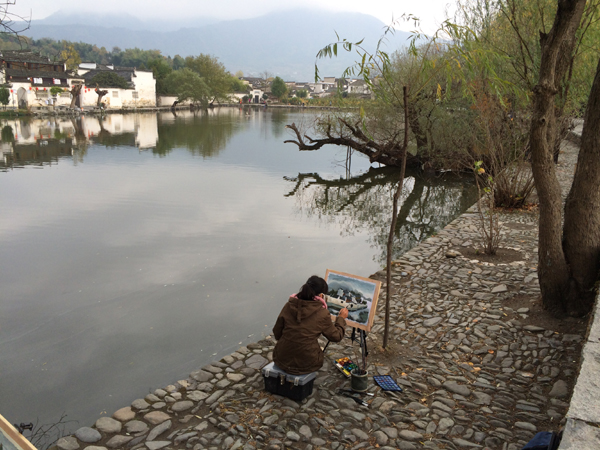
[
  {"left": 269, "top": 109, "right": 291, "bottom": 139},
  {"left": 285, "top": 167, "right": 478, "bottom": 265},
  {"left": 1, "top": 117, "right": 75, "bottom": 169},
  {"left": 0, "top": 114, "right": 160, "bottom": 170},
  {"left": 154, "top": 109, "right": 237, "bottom": 157},
  {"left": 0, "top": 108, "right": 301, "bottom": 172}
]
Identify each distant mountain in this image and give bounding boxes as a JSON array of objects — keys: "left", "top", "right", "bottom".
[
  {"left": 38, "top": 11, "right": 220, "bottom": 32},
  {"left": 17, "top": 9, "right": 413, "bottom": 80}
]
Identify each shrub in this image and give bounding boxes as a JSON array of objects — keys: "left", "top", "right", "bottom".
[{"left": 87, "top": 72, "right": 129, "bottom": 89}]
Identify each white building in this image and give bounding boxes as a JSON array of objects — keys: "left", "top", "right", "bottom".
[
  {"left": 77, "top": 63, "right": 156, "bottom": 108},
  {"left": 347, "top": 79, "right": 371, "bottom": 96},
  {"left": 0, "top": 50, "right": 77, "bottom": 109}
]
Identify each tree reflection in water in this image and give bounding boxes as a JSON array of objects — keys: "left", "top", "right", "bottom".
[
  {"left": 284, "top": 166, "right": 478, "bottom": 265},
  {"left": 154, "top": 110, "right": 236, "bottom": 157}
]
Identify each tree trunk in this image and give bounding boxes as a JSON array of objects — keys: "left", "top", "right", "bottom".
[
  {"left": 69, "top": 84, "right": 82, "bottom": 108},
  {"left": 406, "top": 102, "right": 428, "bottom": 153},
  {"left": 96, "top": 89, "right": 108, "bottom": 107},
  {"left": 562, "top": 57, "right": 600, "bottom": 315},
  {"left": 383, "top": 87, "right": 409, "bottom": 349},
  {"left": 284, "top": 121, "right": 418, "bottom": 168},
  {"left": 530, "top": 0, "right": 586, "bottom": 316}
]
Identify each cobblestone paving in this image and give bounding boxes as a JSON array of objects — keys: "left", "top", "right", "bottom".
[{"left": 54, "top": 141, "right": 586, "bottom": 450}]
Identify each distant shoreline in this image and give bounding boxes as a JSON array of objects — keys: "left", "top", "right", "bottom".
[{"left": 0, "top": 103, "right": 354, "bottom": 118}]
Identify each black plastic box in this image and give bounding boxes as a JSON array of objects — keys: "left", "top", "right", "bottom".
[{"left": 262, "top": 362, "right": 317, "bottom": 401}]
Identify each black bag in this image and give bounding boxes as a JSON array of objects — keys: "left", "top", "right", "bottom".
[{"left": 521, "top": 431, "right": 561, "bottom": 450}]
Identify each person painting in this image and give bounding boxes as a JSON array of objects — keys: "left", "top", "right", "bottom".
[{"left": 272, "top": 275, "right": 348, "bottom": 374}]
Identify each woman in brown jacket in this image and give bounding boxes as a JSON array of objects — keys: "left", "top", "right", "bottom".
[{"left": 273, "top": 275, "right": 348, "bottom": 374}]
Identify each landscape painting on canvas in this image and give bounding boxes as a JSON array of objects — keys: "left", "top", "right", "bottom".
[
  {"left": 0, "top": 414, "right": 37, "bottom": 450},
  {"left": 324, "top": 269, "right": 381, "bottom": 332}
]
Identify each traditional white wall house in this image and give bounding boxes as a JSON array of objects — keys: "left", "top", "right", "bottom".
[
  {"left": 249, "top": 88, "right": 265, "bottom": 103},
  {"left": 0, "top": 50, "right": 77, "bottom": 109},
  {"left": 347, "top": 79, "right": 371, "bottom": 96},
  {"left": 77, "top": 63, "right": 156, "bottom": 108}
]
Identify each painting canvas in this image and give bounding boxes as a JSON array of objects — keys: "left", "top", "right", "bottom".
[
  {"left": 324, "top": 269, "right": 381, "bottom": 332},
  {"left": 0, "top": 414, "right": 37, "bottom": 450}
]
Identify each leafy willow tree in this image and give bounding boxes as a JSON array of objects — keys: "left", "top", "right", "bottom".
[
  {"left": 184, "top": 54, "right": 232, "bottom": 104},
  {"left": 452, "top": 0, "right": 600, "bottom": 162},
  {"left": 271, "top": 76, "right": 288, "bottom": 99},
  {"left": 165, "top": 68, "right": 210, "bottom": 107},
  {"left": 285, "top": 26, "right": 437, "bottom": 169}
]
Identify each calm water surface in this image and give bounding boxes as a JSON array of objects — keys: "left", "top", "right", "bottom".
[{"left": 0, "top": 108, "right": 476, "bottom": 434}]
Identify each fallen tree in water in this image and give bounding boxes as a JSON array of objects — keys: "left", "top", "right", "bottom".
[{"left": 285, "top": 118, "right": 419, "bottom": 168}]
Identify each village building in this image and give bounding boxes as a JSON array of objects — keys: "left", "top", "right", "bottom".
[
  {"left": 238, "top": 77, "right": 267, "bottom": 103},
  {"left": 77, "top": 63, "right": 156, "bottom": 108},
  {"left": 347, "top": 78, "right": 372, "bottom": 96},
  {"left": 0, "top": 51, "right": 157, "bottom": 110},
  {"left": 0, "top": 50, "right": 77, "bottom": 109}
]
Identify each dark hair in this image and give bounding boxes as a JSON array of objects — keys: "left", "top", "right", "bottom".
[{"left": 297, "top": 275, "right": 328, "bottom": 300}]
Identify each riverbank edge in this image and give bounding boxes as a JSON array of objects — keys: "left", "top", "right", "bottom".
[
  {"left": 1, "top": 103, "right": 348, "bottom": 118},
  {"left": 49, "top": 132, "right": 597, "bottom": 450},
  {"left": 557, "top": 119, "right": 600, "bottom": 449}
]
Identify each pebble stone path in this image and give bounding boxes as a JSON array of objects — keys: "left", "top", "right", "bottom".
[{"left": 53, "top": 139, "right": 586, "bottom": 450}]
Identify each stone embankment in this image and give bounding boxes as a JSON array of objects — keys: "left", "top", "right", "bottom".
[
  {"left": 52, "top": 138, "right": 593, "bottom": 450},
  {"left": 15, "top": 103, "right": 345, "bottom": 117}
]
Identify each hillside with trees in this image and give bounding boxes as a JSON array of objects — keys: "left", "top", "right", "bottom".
[{"left": 0, "top": 34, "right": 249, "bottom": 99}]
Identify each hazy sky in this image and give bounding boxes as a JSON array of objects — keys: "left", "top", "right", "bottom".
[{"left": 10, "top": 0, "right": 456, "bottom": 33}]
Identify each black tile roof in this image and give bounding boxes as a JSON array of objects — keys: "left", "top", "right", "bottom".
[
  {"left": 5, "top": 68, "right": 72, "bottom": 79},
  {"left": 0, "top": 50, "right": 55, "bottom": 64}
]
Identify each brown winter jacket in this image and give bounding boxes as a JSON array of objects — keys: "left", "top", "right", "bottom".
[{"left": 272, "top": 295, "right": 346, "bottom": 374}]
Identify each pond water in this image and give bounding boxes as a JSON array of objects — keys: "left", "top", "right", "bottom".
[{"left": 0, "top": 108, "right": 477, "bottom": 436}]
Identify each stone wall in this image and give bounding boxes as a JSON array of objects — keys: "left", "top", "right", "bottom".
[
  {"left": 558, "top": 290, "right": 600, "bottom": 449},
  {"left": 556, "top": 120, "right": 600, "bottom": 449}
]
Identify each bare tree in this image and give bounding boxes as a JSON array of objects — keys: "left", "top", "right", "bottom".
[
  {"left": 0, "top": 1, "right": 31, "bottom": 36},
  {"left": 69, "top": 84, "right": 82, "bottom": 108},
  {"left": 285, "top": 119, "right": 414, "bottom": 168},
  {"left": 259, "top": 70, "right": 272, "bottom": 90},
  {"left": 94, "top": 85, "right": 108, "bottom": 107}
]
